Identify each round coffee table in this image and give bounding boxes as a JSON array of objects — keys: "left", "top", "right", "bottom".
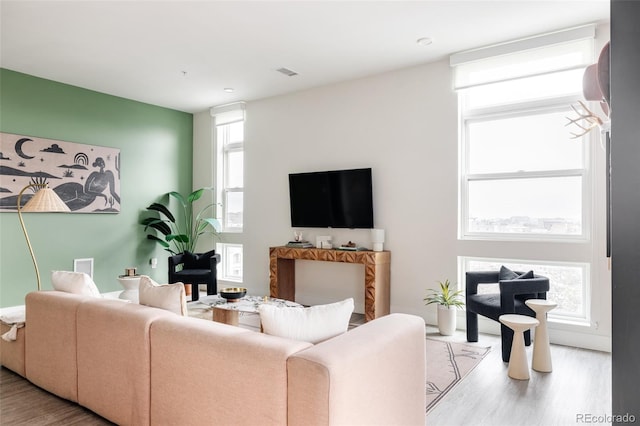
[{"left": 199, "top": 295, "right": 302, "bottom": 326}]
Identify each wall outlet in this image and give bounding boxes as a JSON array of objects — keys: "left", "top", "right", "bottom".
[{"left": 150, "top": 258, "right": 158, "bottom": 268}]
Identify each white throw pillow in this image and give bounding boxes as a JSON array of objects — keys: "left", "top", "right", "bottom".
[
  {"left": 138, "top": 275, "right": 187, "bottom": 316},
  {"left": 258, "top": 298, "right": 354, "bottom": 344},
  {"left": 51, "top": 270, "right": 101, "bottom": 297}
]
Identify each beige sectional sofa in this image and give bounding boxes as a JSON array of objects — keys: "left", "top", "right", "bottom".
[{"left": 6, "top": 290, "right": 426, "bottom": 425}]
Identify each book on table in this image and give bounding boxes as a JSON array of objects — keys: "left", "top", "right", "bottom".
[{"left": 286, "top": 241, "right": 314, "bottom": 248}]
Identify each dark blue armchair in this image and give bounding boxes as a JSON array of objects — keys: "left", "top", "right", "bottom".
[{"left": 466, "top": 270, "right": 549, "bottom": 362}]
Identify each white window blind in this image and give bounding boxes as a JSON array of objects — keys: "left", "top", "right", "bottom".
[
  {"left": 450, "top": 24, "right": 595, "bottom": 90},
  {"left": 210, "top": 102, "right": 246, "bottom": 125}
]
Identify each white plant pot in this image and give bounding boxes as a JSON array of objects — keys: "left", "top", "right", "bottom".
[{"left": 437, "top": 305, "right": 457, "bottom": 336}]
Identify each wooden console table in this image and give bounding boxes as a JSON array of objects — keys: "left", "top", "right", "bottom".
[{"left": 269, "top": 246, "right": 391, "bottom": 322}]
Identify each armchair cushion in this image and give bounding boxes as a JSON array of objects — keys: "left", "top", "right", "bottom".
[
  {"left": 183, "top": 250, "right": 216, "bottom": 269},
  {"left": 499, "top": 266, "right": 536, "bottom": 301},
  {"left": 499, "top": 265, "right": 533, "bottom": 281}
]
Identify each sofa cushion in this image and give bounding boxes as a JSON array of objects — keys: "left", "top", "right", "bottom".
[
  {"left": 51, "top": 270, "right": 101, "bottom": 297},
  {"left": 138, "top": 276, "right": 187, "bottom": 316},
  {"left": 258, "top": 298, "right": 354, "bottom": 344}
]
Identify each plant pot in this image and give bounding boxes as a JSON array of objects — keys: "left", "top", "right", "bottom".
[{"left": 437, "top": 305, "right": 457, "bottom": 336}]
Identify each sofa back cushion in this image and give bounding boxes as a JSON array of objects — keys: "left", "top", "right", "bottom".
[
  {"left": 258, "top": 298, "right": 354, "bottom": 344},
  {"left": 138, "top": 275, "right": 187, "bottom": 315},
  {"left": 76, "top": 299, "right": 174, "bottom": 426},
  {"left": 149, "top": 316, "right": 312, "bottom": 426}
]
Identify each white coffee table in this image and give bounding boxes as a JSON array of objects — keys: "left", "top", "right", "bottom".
[{"left": 199, "top": 295, "right": 302, "bottom": 326}]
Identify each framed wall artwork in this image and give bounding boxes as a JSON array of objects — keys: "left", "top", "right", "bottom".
[
  {"left": 73, "top": 258, "right": 95, "bottom": 279},
  {"left": 0, "top": 132, "right": 120, "bottom": 213}
]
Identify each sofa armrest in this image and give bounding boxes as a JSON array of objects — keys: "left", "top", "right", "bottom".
[{"left": 287, "top": 313, "right": 426, "bottom": 426}]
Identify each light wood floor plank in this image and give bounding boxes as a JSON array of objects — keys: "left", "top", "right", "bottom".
[
  {"left": 1, "top": 324, "right": 611, "bottom": 426},
  {"left": 425, "top": 325, "right": 612, "bottom": 426}
]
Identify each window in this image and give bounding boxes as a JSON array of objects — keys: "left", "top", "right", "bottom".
[
  {"left": 460, "top": 257, "right": 590, "bottom": 325},
  {"left": 214, "top": 106, "right": 244, "bottom": 232},
  {"left": 455, "top": 26, "right": 595, "bottom": 240},
  {"left": 462, "top": 97, "right": 588, "bottom": 239},
  {"left": 452, "top": 25, "right": 600, "bottom": 336},
  {"left": 211, "top": 102, "right": 245, "bottom": 282},
  {"left": 216, "top": 243, "right": 243, "bottom": 282}
]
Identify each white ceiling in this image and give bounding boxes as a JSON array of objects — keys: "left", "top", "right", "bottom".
[{"left": 0, "top": 1, "right": 609, "bottom": 113}]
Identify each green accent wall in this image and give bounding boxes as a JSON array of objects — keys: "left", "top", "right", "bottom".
[{"left": 0, "top": 69, "right": 193, "bottom": 307}]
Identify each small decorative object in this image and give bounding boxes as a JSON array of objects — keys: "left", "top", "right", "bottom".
[
  {"left": 125, "top": 267, "right": 137, "bottom": 277},
  {"left": 316, "top": 235, "right": 332, "bottom": 249},
  {"left": 220, "top": 287, "right": 247, "bottom": 302},
  {"left": 424, "top": 279, "right": 465, "bottom": 336},
  {"left": 371, "top": 229, "right": 385, "bottom": 252},
  {"left": 293, "top": 231, "right": 303, "bottom": 242}
]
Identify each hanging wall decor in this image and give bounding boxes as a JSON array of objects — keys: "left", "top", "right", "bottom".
[{"left": 0, "top": 132, "right": 121, "bottom": 213}]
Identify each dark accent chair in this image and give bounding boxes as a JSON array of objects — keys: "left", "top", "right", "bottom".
[
  {"left": 466, "top": 270, "right": 549, "bottom": 362},
  {"left": 168, "top": 250, "right": 221, "bottom": 302}
]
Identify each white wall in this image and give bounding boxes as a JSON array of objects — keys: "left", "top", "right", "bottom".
[
  {"left": 194, "top": 41, "right": 611, "bottom": 351},
  {"left": 243, "top": 59, "right": 459, "bottom": 317}
]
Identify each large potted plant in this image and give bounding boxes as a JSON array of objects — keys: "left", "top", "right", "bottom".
[
  {"left": 140, "top": 188, "right": 221, "bottom": 255},
  {"left": 424, "top": 279, "right": 465, "bottom": 336}
]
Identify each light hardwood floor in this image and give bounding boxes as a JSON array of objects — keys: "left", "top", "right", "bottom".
[
  {"left": 0, "top": 323, "right": 611, "bottom": 426},
  {"left": 426, "top": 325, "right": 612, "bottom": 426}
]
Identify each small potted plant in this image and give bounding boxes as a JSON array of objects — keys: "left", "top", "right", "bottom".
[{"left": 424, "top": 279, "right": 465, "bottom": 336}]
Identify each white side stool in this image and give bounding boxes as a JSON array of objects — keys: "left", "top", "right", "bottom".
[
  {"left": 117, "top": 275, "right": 141, "bottom": 303},
  {"left": 525, "top": 299, "right": 557, "bottom": 372},
  {"left": 499, "top": 314, "right": 539, "bottom": 380}
]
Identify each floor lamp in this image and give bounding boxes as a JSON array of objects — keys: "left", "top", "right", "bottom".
[{"left": 17, "top": 183, "right": 70, "bottom": 291}]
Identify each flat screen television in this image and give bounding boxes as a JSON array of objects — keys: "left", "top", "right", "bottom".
[{"left": 288, "top": 168, "right": 374, "bottom": 229}]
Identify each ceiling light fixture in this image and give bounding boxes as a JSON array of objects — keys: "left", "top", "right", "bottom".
[
  {"left": 416, "top": 37, "right": 433, "bottom": 46},
  {"left": 223, "top": 88, "right": 235, "bottom": 93}
]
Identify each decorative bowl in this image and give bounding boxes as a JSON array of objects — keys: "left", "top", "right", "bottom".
[{"left": 220, "top": 287, "right": 247, "bottom": 302}]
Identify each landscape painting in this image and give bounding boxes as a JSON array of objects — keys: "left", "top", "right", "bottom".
[{"left": 0, "top": 132, "right": 120, "bottom": 213}]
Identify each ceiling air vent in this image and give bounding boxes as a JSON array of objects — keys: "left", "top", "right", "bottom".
[{"left": 276, "top": 67, "right": 298, "bottom": 77}]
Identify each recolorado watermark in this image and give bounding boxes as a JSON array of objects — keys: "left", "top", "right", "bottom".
[{"left": 576, "top": 413, "right": 636, "bottom": 423}]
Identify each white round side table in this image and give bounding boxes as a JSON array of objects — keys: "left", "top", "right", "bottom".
[
  {"left": 499, "top": 314, "right": 539, "bottom": 380},
  {"left": 525, "top": 299, "right": 557, "bottom": 373},
  {"left": 117, "top": 275, "right": 141, "bottom": 303}
]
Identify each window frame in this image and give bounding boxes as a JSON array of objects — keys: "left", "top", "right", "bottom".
[
  {"left": 216, "top": 118, "right": 244, "bottom": 233},
  {"left": 216, "top": 242, "right": 243, "bottom": 283},
  {"left": 459, "top": 256, "right": 591, "bottom": 326},
  {"left": 459, "top": 91, "right": 592, "bottom": 242}
]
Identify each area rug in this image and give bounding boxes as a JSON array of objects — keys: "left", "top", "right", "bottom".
[{"left": 425, "top": 338, "right": 490, "bottom": 413}]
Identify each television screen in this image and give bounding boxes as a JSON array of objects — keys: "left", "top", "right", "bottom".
[{"left": 288, "top": 168, "right": 374, "bottom": 229}]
